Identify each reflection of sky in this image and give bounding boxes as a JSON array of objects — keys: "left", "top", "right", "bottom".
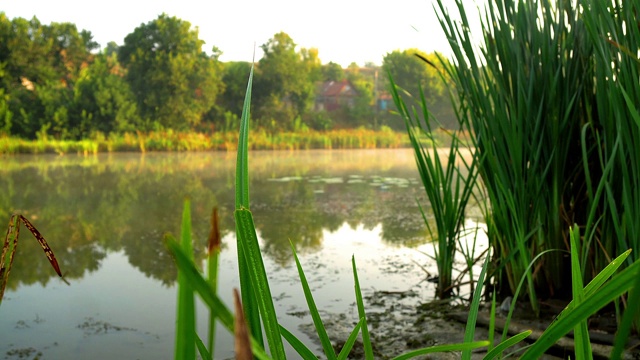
[{"left": 0, "top": 150, "right": 487, "bottom": 358}]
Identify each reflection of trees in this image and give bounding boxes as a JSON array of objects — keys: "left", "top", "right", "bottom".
[{"left": 0, "top": 150, "right": 428, "bottom": 285}]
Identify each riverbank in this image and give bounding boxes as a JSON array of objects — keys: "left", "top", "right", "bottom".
[{"left": 0, "top": 128, "right": 423, "bottom": 155}]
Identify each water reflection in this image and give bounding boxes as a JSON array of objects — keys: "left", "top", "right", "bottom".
[{"left": 0, "top": 150, "right": 429, "bottom": 288}]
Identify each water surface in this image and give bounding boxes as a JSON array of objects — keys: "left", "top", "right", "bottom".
[{"left": 0, "top": 149, "right": 482, "bottom": 359}]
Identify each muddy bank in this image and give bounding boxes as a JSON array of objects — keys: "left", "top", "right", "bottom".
[{"left": 301, "top": 291, "right": 640, "bottom": 359}]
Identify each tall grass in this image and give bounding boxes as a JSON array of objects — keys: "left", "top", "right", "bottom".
[
  {"left": 433, "top": 0, "right": 640, "bottom": 319},
  {"left": 390, "top": 79, "right": 481, "bottom": 298},
  {"left": 0, "top": 128, "right": 412, "bottom": 154}
]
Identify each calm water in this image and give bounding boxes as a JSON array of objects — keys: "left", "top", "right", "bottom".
[{"left": 0, "top": 149, "right": 484, "bottom": 359}]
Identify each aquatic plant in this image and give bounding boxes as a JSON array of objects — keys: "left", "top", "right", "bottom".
[{"left": 390, "top": 76, "right": 481, "bottom": 299}]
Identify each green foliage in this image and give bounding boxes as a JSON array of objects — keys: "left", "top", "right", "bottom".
[
  {"left": 383, "top": 50, "right": 455, "bottom": 129},
  {"left": 73, "top": 53, "right": 143, "bottom": 135},
  {"left": 118, "top": 14, "right": 223, "bottom": 130},
  {"left": 253, "top": 32, "right": 320, "bottom": 130}
]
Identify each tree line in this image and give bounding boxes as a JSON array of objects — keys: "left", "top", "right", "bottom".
[{"left": 0, "top": 12, "right": 456, "bottom": 140}]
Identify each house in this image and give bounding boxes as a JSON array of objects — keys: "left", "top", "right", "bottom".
[{"left": 315, "top": 80, "right": 358, "bottom": 111}]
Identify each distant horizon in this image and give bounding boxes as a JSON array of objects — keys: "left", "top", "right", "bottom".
[{"left": 1, "top": 0, "right": 484, "bottom": 67}]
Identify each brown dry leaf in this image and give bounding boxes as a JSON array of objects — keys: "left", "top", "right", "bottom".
[{"left": 234, "top": 288, "right": 253, "bottom": 360}]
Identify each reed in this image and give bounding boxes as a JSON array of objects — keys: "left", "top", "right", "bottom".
[
  {"left": 390, "top": 77, "right": 481, "bottom": 298},
  {"left": 0, "top": 128, "right": 412, "bottom": 154}
]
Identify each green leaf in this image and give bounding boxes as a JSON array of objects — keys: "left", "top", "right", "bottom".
[
  {"left": 166, "top": 239, "right": 272, "bottom": 360},
  {"left": 291, "top": 242, "right": 337, "bottom": 360},
  {"left": 569, "top": 225, "right": 592, "bottom": 360},
  {"left": 235, "top": 65, "right": 254, "bottom": 209},
  {"left": 462, "top": 255, "right": 490, "bottom": 359},
  {"left": 352, "top": 256, "right": 374, "bottom": 360},
  {"left": 390, "top": 341, "right": 490, "bottom": 360},
  {"left": 280, "top": 326, "right": 317, "bottom": 360},
  {"left": 337, "top": 318, "right": 363, "bottom": 360},
  {"left": 235, "top": 208, "right": 286, "bottom": 359},
  {"left": 174, "top": 199, "right": 196, "bottom": 360},
  {"left": 521, "top": 258, "right": 640, "bottom": 359},
  {"left": 483, "top": 331, "right": 531, "bottom": 360}
]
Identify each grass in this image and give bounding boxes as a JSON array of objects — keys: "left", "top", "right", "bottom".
[
  {"left": 0, "top": 128, "right": 416, "bottom": 154},
  {"left": 390, "top": 76, "right": 481, "bottom": 299},
  {"left": 163, "top": 37, "right": 640, "bottom": 357},
  {"left": 432, "top": 0, "right": 640, "bottom": 323}
]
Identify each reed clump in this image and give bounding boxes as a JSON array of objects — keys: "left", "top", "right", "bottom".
[{"left": 432, "top": 0, "right": 640, "bottom": 320}]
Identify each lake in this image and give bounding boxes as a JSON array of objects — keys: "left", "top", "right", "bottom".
[{"left": 0, "top": 149, "right": 485, "bottom": 359}]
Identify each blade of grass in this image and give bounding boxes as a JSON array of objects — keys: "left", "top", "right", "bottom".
[
  {"left": 165, "top": 239, "right": 272, "bottom": 360},
  {"left": 336, "top": 318, "right": 364, "bottom": 360},
  {"left": 390, "top": 341, "right": 490, "bottom": 360},
  {"left": 279, "top": 326, "right": 317, "bottom": 360},
  {"left": 196, "top": 334, "right": 212, "bottom": 360},
  {"left": 569, "top": 225, "right": 592, "bottom": 359},
  {"left": 352, "top": 256, "right": 373, "bottom": 360},
  {"left": 521, "top": 257, "right": 640, "bottom": 359},
  {"left": 234, "top": 63, "right": 263, "bottom": 348},
  {"left": 462, "top": 254, "right": 490, "bottom": 359},
  {"left": 207, "top": 207, "right": 221, "bottom": 359},
  {"left": 235, "top": 208, "right": 286, "bottom": 359},
  {"left": 290, "top": 242, "right": 337, "bottom": 360},
  {"left": 483, "top": 331, "right": 531, "bottom": 360},
  {"left": 174, "top": 199, "right": 196, "bottom": 360}
]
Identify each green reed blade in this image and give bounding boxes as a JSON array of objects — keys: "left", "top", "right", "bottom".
[
  {"left": 165, "top": 239, "right": 272, "bottom": 360},
  {"left": 569, "top": 225, "right": 592, "bottom": 360},
  {"left": 279, "top": 326, "right": 317, "bottom": 360},
  {"left": 235, "top": 65, "right": 253, "bottom": 210},
  {"left": 290, "top": 242, "right": 337, "bottom": 360},
  {"left": 521, "top": 257, "right": 640, "bottom": 360},
  {"left": 462, "top": 255, "right": 490, "bottom": 360},
  {"left": 207, "top": 208, "right": 221, "bottom": 359},
  {"left": 195, "top": 333, "right": 211, "bottom": 360},
  {"left": 390, "top": 341, "right": 490, "bottom": 360},
  {"left": 352, "top": 256, "right": 373, "bottom": 360},
  {"left": 336, "top": 318, "right": 363, "bottom": 360},
  {"left": 483, "top": 331, "right": 531, "bottom": 360},
  {"left": 233, "top": 62, "right": 264, "bottom": 348},
  {"left": 235, "top": 208, "right": 286, "bottom": 359},
  {"left": 173, "top": 199, "right": 196, "bottom": 360}
]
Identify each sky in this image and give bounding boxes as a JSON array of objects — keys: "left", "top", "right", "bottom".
[{"left": 1, "top": 0, "right": 483, "bottom": 67}]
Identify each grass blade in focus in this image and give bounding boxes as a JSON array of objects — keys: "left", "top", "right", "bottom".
[
  {"left": 234, "top": 63, "right": 263, "bottom": 347},
  {"left": 280, "top": 326, "right": 317, "bottom": 360},
  {"left": 337, "top": 318, "right": 363, "bottom": 360},
  {"left": 235, "top": 208, "right": 286, "bottom": 359}
]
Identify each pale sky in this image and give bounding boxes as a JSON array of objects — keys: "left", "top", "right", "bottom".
[{"left": 1, "top": 0, "right": 483, "bottom": 67}]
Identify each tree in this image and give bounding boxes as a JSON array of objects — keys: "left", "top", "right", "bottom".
[
  {"left": 321, "top": 62, "right": 344, "bottom": 82},
  {"left": 118, "top": 14, "right": 223, "bottom": 130},
  {"left": 383, "top": 50, "right": 456, "bottom": 128},
  {"left": 72, "top": 52, "right": 142, "bottom": 136},
  {"left": 0, "top": 13, "right": 98, "bottom": 138},
  {"left": 253, "top": 32, "right": 320, "bottom": 130}
]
